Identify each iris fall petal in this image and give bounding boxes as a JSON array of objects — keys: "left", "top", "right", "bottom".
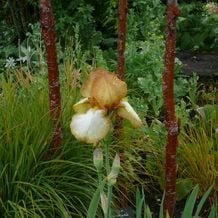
[
  {"left": 70, "top": 108, "right": 111, "bottom": 144},
  {"left": 117, "top": 100, "right": 142, "bottom": 128}
]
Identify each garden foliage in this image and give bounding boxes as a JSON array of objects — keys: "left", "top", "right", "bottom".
[{"left": 0, "top": 0, "right": 217, "bottom": 216}]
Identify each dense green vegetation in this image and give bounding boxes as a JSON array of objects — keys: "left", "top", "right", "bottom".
[{"left": 0, "top": 0, "right": 217, "bottom": 217}]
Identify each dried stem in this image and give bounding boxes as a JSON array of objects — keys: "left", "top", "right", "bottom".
[
  {"left": 163, "top": 1, "right": 180, "bottom": 217},
  {"left": 39, "top": 0, "right": 62, "bottom": 154}
]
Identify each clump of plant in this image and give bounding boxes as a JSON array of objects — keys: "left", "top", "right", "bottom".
[
  {"left": 136, "top": 185, "right": 217, "bottom": 218},
  {"left": 177, "top": 104, "right": 218, "bottom": 197},
  {"left": 177, "top": 2, "right": 218, "bottom": 51},
  {"left": 120, "top": 0, "right": 189, "bottom": 118},
  {"left": 0, "top": 71, "right": 97, "bottom": 217}
]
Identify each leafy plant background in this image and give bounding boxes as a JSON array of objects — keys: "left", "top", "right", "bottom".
[{"left": 0, "top": 0, "right": 217, "bottom": 216}]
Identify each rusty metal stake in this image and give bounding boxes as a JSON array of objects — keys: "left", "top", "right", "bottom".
[
  {"left": 40, "top": 0, "right": 62, "bottom": 154},
  {"left": 163, "top": 0, "right": 180, "bottom": 217}
]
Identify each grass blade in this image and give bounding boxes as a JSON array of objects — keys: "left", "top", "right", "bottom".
[
  {"left": 136, "top": 188, "right": 145, "bottom": 218},
  {"left": 144, "top": 205, "right": 152, "bottom": 218},
  {"left": 159, "top": 192, "right": 165, "bottom": 218},
  {"left": 208, "top": 203, "right": 217, "bottom": 218},
  {"left": 87, "top": 180, "right": 105, "bottom": 218},
  {"left": 182, "top": 185, "right": 199, "bottom": 218},
  {"left": 194, "top": 185, "right": 213, "bottom": 216}
]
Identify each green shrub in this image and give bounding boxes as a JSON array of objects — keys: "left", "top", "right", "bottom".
[{"left": 177, "top": 2, "right": 218, "bottom": 51}]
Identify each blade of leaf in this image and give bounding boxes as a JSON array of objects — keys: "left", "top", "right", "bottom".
[
  {"left": 136, "top": 187, "right": 145, "bottom": 218},
  {"left": 208, "top": 203, "right": 217, "bottom": 218},
  {"left": 182, "top": 185, "right": 199, "bottom": 218},
  {"left": 194, "top": 185, "right": 213, "bottom": 216},
  {"left": 145, "top": 205, "right": 152, "bottom": 218},
  {"left": 159, "top": 192, "right": 165, "bottom": 218},
  {"left": 87, "top": 180, "right": 106, "bottom": 218}
]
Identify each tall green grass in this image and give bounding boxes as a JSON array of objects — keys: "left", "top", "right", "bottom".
[{"left": 0, "top": 72, "right": 97, "bottom": 217}]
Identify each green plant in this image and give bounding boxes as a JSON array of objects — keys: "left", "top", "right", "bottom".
[
  {"left": 52, "top": 0, "right": 102, "bottom": 50},
  {"left": 177, "top": 2, "right": 218, "bottom": 51},
  {"left": 178, "top": 105, "right": 218, "bottom": 197},
  {"left": 135, "top": 185, "right": 217, "bottom": 218},
  {"left": 0, "top": 71, "right": 97, "bottom": 217},
  {"left": 129, "top": 99, "right": 217, "bottom": 203},
  {"left": 87, "top": 144, "right": 120, "bottom": 218},
  {"left": 121, "top": 7, "right": 189, "bottom": 118},
  {"left": 135, "top": 188, "right": 154, "bottom": 218},
  {"left": 1, "top": 23, "right": 46, "bottom": 75},
  {"left": 68, "top": 68, "right": 143, "bottom": 217},
  {"left": 187, "top": 73, "right": 200, "bottom": 108},
  {"left": 125, "top": 37, "right": 189, "bottom": 118}
]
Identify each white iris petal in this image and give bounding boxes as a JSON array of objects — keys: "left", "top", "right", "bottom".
[
  {"left": 70, "top": 108, "right": 111, "bottom": 144},
  {"left": 117, "top": 100, "right": 142, "bottom": 128}
]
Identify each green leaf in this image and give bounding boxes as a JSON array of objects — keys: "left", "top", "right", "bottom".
[
  {"left": 182, "top": 185, "right": 199, "bottom": 218},
  {"left": 176, "top": 179, "right": 193, "bottom": 201},
  {"left": 144, "top": 205, "right": 152, "bottom": 218},
  {"left": 208, "top": 204, "right": 217, "bottom": 218},
  {"left": 159, "top": 192, "right": 165, "bottom": 218},
  {"left": 194, "top": 185, "right": 213, "bottom": 217},
  {"left": 136, "top": 188, "right": 143, "bottom": 218},
  {"left": 87, "top": 180, "right": 106, "bottom": 218}
]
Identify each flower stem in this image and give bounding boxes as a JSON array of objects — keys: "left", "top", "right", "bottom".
[
  {"left": 107, "top": 184, "right": 113, "bottom": 218},
  {"left": 97, "top": 169, "right": 103, "bottom": 195},
  {"left": 105, "top": 142, "right": 112, "bottom": 217}
]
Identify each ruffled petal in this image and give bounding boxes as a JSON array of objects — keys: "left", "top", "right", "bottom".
[
  {"left": 70, "top": 108, "right": 111, "bottom": 144},
  {"left": 81, "top": 68, "right": 127, "bottom": 109},
  {"left": 73, "top": 98, "right": 91, "bottom": 113},
  {"left": 117, "top": 100, "right": 143, "bottom": 128}
]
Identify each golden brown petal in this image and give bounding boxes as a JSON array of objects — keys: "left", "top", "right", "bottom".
[{"left": 81, "top": 68, "right": 127, "bottom": 109}]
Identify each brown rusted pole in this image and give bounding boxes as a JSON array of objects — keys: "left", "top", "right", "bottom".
[
  {"left": 115, "top": 0, "right": 128, "bottom": 207},
  {"left": 114, "top": 0, "right": 128, "bottom": 152},
  {"left": 39, "top": 0, "right": 62, "bottom": 154},
  {"left": 163, "top": 0, "right": 180, "bottom": 217},
  {"left": 114, "top": 0, "right": 128, "bottom": 141},
  {"left": 117, "top": 0, "right": 127, "bottom": 81}
]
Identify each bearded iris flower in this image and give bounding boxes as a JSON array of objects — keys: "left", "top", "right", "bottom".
[{"left": 70, "top": 68, "right": 142, "bottom": 144}]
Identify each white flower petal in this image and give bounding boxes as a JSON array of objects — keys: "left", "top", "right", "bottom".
[
  {"left": 117, "top": 100, "right": 142, "bottom": 128},
  {"left": 73, "top": 98, "right": 91, "bottom": 113},
  {"left": 70, "top": 108, "right": 111, "bottom": 144}
]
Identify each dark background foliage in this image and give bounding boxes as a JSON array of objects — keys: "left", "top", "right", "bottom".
[{"left": 1, "top": 0, "right": 217, "bottom": 51}]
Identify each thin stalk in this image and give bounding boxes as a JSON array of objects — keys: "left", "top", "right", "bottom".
[
  {"left": 97, "top": 170, "right": 103, "bottom": 195},
  {"left": 163, "top": 0, "right": 180, "bottom": 217},
  {"left": 39, "top": 0, "right": 62, "bottom": 154},
  {"left": 107, "top": 185, "right": 113, "bottom": 218},
  {"left": 98, "top": 168, "right": 106, "bottom": 217},
  {"left": 105, "top": 142, "right": 112, "bottom": 217}
]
